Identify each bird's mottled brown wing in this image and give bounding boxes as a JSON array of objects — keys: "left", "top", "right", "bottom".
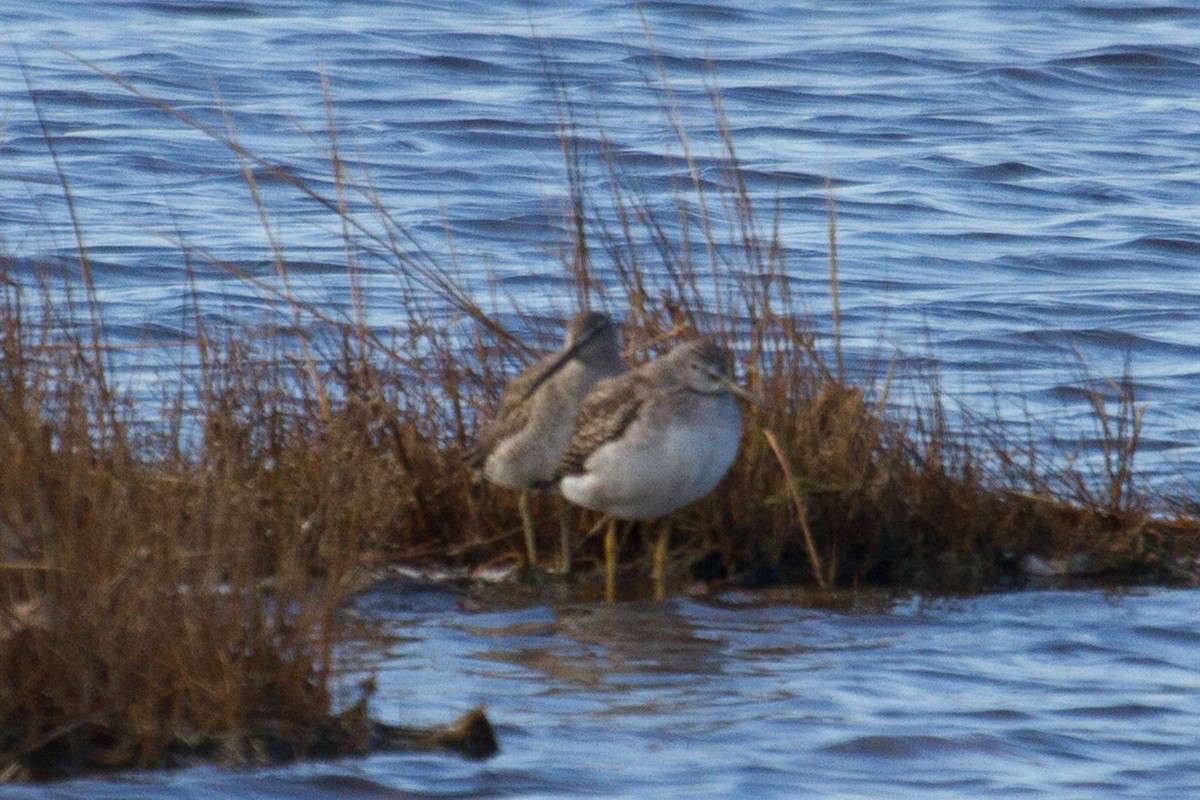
[
  {"left": 554, "top": 373, "right": 647, "bottom": 479},
  {"left": 465, "top": 394, "right": 533, "bottom": 468},
  {"left": 465, "top": 351, "right": 559, "bottom": 468}
]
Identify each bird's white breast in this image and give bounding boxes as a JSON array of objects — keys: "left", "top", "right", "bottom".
[{"left": 560, "top": 392, "right": 741, "bottom": 520}]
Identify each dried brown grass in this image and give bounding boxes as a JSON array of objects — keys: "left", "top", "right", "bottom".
[{"left": 0, "top": 290, "right": 374, "bottom": 778}]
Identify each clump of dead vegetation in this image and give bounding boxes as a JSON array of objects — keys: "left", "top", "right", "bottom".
[{"left": 0, "top": 269, "right": 506, "bottom": 779}]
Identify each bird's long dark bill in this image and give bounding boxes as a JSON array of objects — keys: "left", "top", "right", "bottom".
[
  {"left": 518, "top": 323, "right": 603, "bottom": 403},
  {"left": 723, "top": 376, "right": 762, "bottom": 406}
]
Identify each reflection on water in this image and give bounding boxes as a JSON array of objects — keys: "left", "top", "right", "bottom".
[{"left": 17, "top": 585, "right": 1200, "bottom": 799}]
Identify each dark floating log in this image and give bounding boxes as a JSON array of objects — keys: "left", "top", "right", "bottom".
[
  {"left": 5, "top": 704, "right": 499, "bottom": 782},
  {"left": 371, "top": 706, "right": 500, "bottom": 759}
]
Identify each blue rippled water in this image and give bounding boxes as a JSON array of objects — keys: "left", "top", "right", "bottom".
[
  {"left": 5, "top": 0, "right": 1200, "bottom": 484},
  {"left": 10, "top": 587, "right": 1200, "bottom": 799},
  {"left": 4, "top": 2, "right": 1200, "bottom": 796}
]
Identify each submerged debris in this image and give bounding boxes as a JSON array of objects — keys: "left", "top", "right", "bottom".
[
  {"left": 2, "top": 697, "right": 498, "bottom": 782},
  {"left": 372, "top": 706, "right": 500, "bottom": 760}
]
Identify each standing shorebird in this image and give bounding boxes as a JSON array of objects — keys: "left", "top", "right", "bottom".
[
  {"left": 469, "top": 311, "right": 624, "bottom": 571},
  {"left": 551, "top": 338, "right": 752, "bottom": 600}
]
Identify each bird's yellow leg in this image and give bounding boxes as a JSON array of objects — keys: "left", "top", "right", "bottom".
[
  {"left": 519, "top": 489, "right": 538, "bottom": 569},
  {"left": 652, "top": 521, "right": 670, "bottom": 601},
  {"left": 604, "top": 517, "right": 617, "bottom": 603},
  {"left": 558, "top": 501, "right": 572, "bottom": 575}
]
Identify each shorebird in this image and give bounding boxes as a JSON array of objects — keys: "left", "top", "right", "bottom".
[
  {"left": 469, "top": 311, "right": 624, "bottom": 571},
  {"left": 551, "top": 338, "right": 752, "bottom": 600}
]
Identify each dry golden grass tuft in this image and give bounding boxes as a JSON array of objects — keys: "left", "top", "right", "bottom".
[{"left": 0, "top": 285, "right": 387, "bottom": 778}]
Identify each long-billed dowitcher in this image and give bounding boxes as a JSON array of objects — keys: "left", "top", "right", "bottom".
[
  {"left": 469, "top": 311, "right": 623, "bottom": 570},
  {"left": 551, "top": 338, "right": 751, "bottom": 599}
]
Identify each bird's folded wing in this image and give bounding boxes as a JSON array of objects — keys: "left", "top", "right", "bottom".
[{"left": 554, "top": 376, "right": 647, "bottom": 479}]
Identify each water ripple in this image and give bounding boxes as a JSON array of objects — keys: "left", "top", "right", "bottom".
[{"left": 10, "top": 2, "right": 1196, "bottom": 502}]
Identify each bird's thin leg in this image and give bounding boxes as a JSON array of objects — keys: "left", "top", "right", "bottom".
[
  {"left": 652, "top": 520, "right": 670, "bottom": 601},
  {"left": 519, "top": 489, "right": 538, "bottom": 569},
  {"left": 557, "top": 501, "right": 572, "bottom": 575},
  {"left": 604, "top": 517, "right": 618, "bottom": 603}
]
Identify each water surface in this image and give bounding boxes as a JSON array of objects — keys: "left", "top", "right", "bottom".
[
  {"left": 8, "top": 586, "right": 1200, "bottom": 799},
  {"left": 4, "top": 0, "right": 1200, "bottom": 481}
]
